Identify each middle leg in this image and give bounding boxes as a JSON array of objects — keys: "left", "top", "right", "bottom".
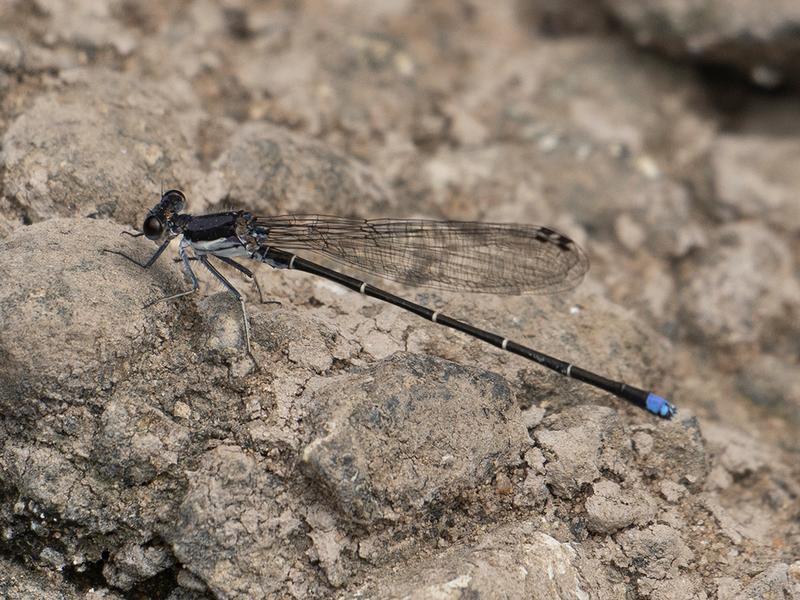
[
  {"left": 198, "top": 255, "right": 252, "bottom": 355},
  {"left": 143, "top": 241, "right": 200, "bottom": 308}
]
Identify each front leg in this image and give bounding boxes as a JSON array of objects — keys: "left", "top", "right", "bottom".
[
  {"left": 103, "top": 236, "right": 173, "bottom": 269},
  {"left": 143, "top": 242, "right": 200, "bottom": 308}
]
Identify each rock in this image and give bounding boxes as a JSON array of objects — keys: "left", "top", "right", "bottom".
[
  {"left": 584, "top": 479, "right": 659, "bottom": 534},
  {"left": 521, "top": 0, "right": 612, "bottom": 35},
  {"left": 535, "top": 406, "right": 706, "bottom": 498},
  {"left": 604, "top": 0, "right": 800, "bottom": 85},
  {"left": 1, "top": 442, "right": 122, "bottom": 556},
  {"left": 0, "top": 34, "right": 23, "bottom": 71},
  {"left": 534, "top": 409, "right": 612, "bottom": 498},
  {"left": 710, "top": 134, "right": 800, "bottom": 233},
  {"left": 94, "top": 395, "right": 191, "bottom": 486},
  {"left": 32, "top": 0, "right": 139, "bottom": 55},
  {"left": 197, "top": 121, "right": 395, "bottom": 217},
  {"left": 165, "top": 445, "right": 303, "bottom": 599},
  {"left": 301, "top": 352, "right": 530, "bottom": 524},
  {"left": 0, "top": 555, "right": 123, "bottom": 599},
  {"left": 737, "top": 563, "right": 797, "bottom": 600},
  {"left": 102, "top": 541, "right": 175, "bottom": 591},
  {"left": 228, "top": 16, "right": 434, "bottom": 156},
  {"left": 460, "top": 37, "right": 716, "bottom": 181},
  {"left": 0, "top": 218, "right": 183, "bottom": 410},
  {"left": 408, "top": 139, "right": 705, "bottom": 261},
  {"left": 250, "top": 307, "right": 341, "bottom": 374},
  {"left": 700, "top": 422, "right": 772, "bottom": 479},
  {"left": 735, "top": 354, "right": 800, "bottom": 421},
  {"left": 0, "top": 1, "right": 798, "bottom": 598},
  {"left": 616, "top": 524, "right": 694, "bottom": 579},
  {"left": 358, "top": 522, "right": 621, "bottom": 599},
  {"left": 678, "top": 222, "right": 800, "bottom": 347},
  {"left": 0, "top": 69, "right": 203, "bottom": 227}
]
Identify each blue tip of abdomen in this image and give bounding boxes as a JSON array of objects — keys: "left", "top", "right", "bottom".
[{"left": 646, "top": 393, "right": 677, "bottom": 419}]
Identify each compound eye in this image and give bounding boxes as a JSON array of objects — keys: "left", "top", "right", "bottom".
[
  {"left": 162, "top": 189, "right": 186, "bottom": 212},
  {"left": 142, "top": 215, "right": 164, "bottom": 240}
]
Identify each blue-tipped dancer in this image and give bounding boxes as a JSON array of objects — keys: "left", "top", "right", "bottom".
[{"left": 103, "top": 190, "right": 676, "bottom": 418}]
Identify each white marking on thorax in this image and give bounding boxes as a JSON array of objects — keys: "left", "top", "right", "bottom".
[{"left": 188, "top": 237, "right": 249, "bottom": 258}]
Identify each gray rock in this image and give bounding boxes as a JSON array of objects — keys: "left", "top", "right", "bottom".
[
  {"left": 678, "top": 222, "right": 800, "bottom": 347},
  {"left": 736, "top": 563, "right": 797, "bottom": 600},
  {"left": 616, "top": 523, "right": 694, "bottom": 579},
  {"left": 0, "top": 1, "right": 798, "bottom": 598},
  {"left": 735, "top": 354, "right": 800, "bottom": 421},
  {"left": 102, "top": 540, "right": 175, "bottom": 591},
  {"left": 534, "top": 409, "right": 612, "bottom": 498},
  {"left": 0, "top": 34, "right": 23, "bottom": 71},
  {"left": 584, "top": 479, "right": 659, "bottom": 534},
  {"left": 94, "top": 395, "right": 191, "bottom": 485},
  {"left": 164, "top": 445, "right": 303, "bottom": 600},
  {"left": 0, "top": 218, "right": 183, "bottom": 410},
  {"left": 0, "top": 69, "right": 203, "bottom": 227},
  {"left": 535, "top": 407, "right": 707, "bottom": 500},
  {"left": 250, "top": 307, "right": 341, "bottom": 374},
  {"left": 357, "top": 521, "right": 622, "bottom": 599},
  {"left": 229, "top": 20, "right": 432, "bottom": 156},
  {"left": 302, "top": 352, "right": 530, "bottom": 524},
  {"left": 604, "top": 0, "right": 800, "bottom": 85},
  {"left": 0, "top": 441, "right": 127, "bottom": 568},
  {"left": 197, "top": 121, "right": 395, "bottom": 217},
  {"left": 521, "top": 0, "right": 613, "bottom": 35},
  {"left": 461, "top": 37, "right": 716, "bottom": 182},
  {"left": 405, "top": 139, "right": 705, "bottom": 261},
  {"left": 0, "top": 555, "right": 123, "bottom": 599},
  {"left": 711, "top": 134, "right": 800, "bottom": 233},
  {"left": 32, "top": 0, "right": 139, "bottom": 55}
]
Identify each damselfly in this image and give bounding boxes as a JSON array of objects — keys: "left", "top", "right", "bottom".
[{"left": 103, "top": 190, "right": 676, "bottom": 418}]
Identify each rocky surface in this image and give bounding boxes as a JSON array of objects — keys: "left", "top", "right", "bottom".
[
  {"left": 604, "top": 0, "right": 800, "bottom": 86},
  {"left": 0, "top": 1, "right": 798, "bottom": 599}
]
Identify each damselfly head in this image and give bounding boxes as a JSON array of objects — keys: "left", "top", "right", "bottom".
[{"left": 141, "top": 189, "right": 186, "bottom": 240}]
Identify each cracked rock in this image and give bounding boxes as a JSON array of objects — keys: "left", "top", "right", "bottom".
[
  {"left": 103, "top": 540, "right": 175, "bottom": 591},
  {"left": 302, "top": 352, "right": 530, "bottom": 524},
  {"left": 584, "top": 479, "right": 659, "bottom": 534},
  {"left": 165, "top": 445, "right": 304, "bottom": 599},
  {"left": 358, "top": 521, "right": 620, "bottom": 599}
]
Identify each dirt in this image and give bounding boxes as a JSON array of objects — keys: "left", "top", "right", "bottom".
[{"left": 0, "top": 1, "right": 798, "bottom": 599}]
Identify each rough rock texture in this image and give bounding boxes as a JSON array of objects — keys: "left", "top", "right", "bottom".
[
  {"left": 1, "top": 1, "right": 799, "bottom": 599},
  {"left": 302, "top": 353, "right": 530, "bottom": 524},
  {"left": 604, "top": 0, "right": 800, "bottom": 85},
  {"left": 355, "top": 522, "right": 623, "bottom": 599},
  {"left": 0, "top": 70, "right": 204, "bottom": 226},
  {"left": 710, "top": 134, "right": 800, "bottom": 233},
  {"left": 196, "top": 121, "right": 396, "bottom": 216}
]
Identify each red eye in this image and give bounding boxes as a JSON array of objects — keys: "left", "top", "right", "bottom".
[{"left": 142, "top": 216, "right": 164, "bottom": 240}]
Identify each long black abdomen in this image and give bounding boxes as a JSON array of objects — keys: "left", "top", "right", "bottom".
[{"left": 183, "top": 213, "right": 240, "bottom": 242}]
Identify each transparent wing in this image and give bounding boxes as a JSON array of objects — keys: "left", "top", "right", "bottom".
[{"left": 254, "top": 215, "right": 589, "bottom": 294}]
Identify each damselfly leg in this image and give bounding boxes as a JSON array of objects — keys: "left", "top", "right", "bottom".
[
  {"left": 196, "top": 255, "right": 253, "bottom": 354},
  {"left": 175, "top": 255, "right": 270, "bottom": 305},
  {"left": 102, "top": 236, "right": 173, "bottom": 269},
  {"left": 143, "top": 242, "right": 200, "bottom": 308}
]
